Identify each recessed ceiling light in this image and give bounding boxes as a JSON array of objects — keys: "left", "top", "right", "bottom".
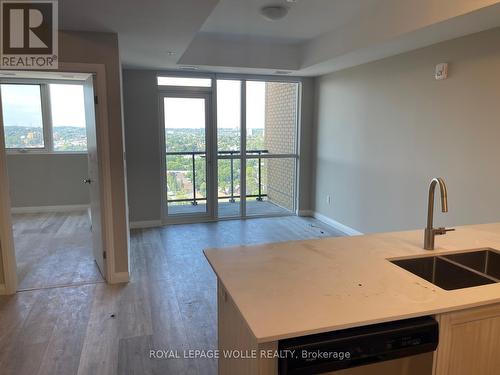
[
  {"left": 178, "top": 66, "right": 199, "bottom": 71},
  {"left": 166, "top": 51, "right": 176, "bottom": 56},
  {"left": 260, "top": 5, "right": 289, "bottom": 21}
]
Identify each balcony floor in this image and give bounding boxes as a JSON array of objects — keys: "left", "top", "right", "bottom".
[{"left": 167, "top": 199, "right": 292, "bottom": 217}]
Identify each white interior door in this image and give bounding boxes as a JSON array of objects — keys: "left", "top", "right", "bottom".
[{"left": 83, "top": 76, "right": 106, "bottom": 278}]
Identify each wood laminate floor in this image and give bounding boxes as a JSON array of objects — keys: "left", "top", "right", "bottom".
[
  {"left": 168, "top": 199, "right": 291, "bottom": 217},
  {"left": 0, "top": 215, "right": 342, "bottom": 375},
  {"left": 11, "top": 211, "right": 104, "bottom": 290}
]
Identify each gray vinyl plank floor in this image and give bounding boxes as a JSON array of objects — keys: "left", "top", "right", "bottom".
[
  {"left": 0, "top": 214, "right": 342, "bottom": 375},
  {"left": 168, "top": 199, "right": 291, "bottom": 217},
  {"left": 11, "top": 211, "right": 104, "bottom": 290}
]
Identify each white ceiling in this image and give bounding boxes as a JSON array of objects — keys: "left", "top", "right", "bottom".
[
  {"left": 59, "top": 0, "right": 500, "bottom": 76},
  {"left": 200, "top": 0, "right": 378, "bottom": 43},
  {"left": 59, "top": 0, "right": 220, "bottom": 69}
]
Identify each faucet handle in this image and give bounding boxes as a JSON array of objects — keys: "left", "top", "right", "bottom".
[{"left": 436, "top": 227, "right": 455, "bottom": 235}]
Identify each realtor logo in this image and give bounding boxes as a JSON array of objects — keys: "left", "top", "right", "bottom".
[{"left": 0, "top": 0, "right": 58, "bottom": 69}]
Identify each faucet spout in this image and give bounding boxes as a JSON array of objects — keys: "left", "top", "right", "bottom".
[{"left": 424, "top": 177, "right": 454, "bottom": 250}]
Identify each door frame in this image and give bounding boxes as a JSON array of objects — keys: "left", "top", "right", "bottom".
[
  {"left": 0, "top": 62, "right": 116, "bottom": 294},
  {"left": 159, "top": 90, "right": 215, "bottom": 224}
]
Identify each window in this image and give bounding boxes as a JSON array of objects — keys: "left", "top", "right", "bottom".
[
  {"left": 50, "top": 84, "right": 87, "bottom": 152},
  {"left": 245, "top": 80, "right": 299, "bottom": 216},
  {"left": 1, "top": 84, "right": 44, "bottom": 149},
  {"left": 214, "top": 78, "right": 300, "bottom": 218},
  {"left": 157, "top": 76, "right": 212, "bottom": 87},
  {"left": 0, "top": 82, "right": 87, "bottom": 152}
]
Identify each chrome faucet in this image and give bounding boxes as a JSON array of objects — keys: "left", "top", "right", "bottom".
[{"left": 424, "top": 177, "right": 455, "bottom": 250}]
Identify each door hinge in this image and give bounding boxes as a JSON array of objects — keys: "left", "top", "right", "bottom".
[
  {"left": 94, "top": 95, "right": 98, "bottom": 105},
  {"left": 103, "top": 251, "right": 107, "bottom": 259}
]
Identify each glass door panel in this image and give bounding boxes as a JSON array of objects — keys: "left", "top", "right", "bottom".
[
  {"left": 163, "top": 96, "right": 210, "bottom": 217},
  {"left": 245, "top": 157, "right": 296, "bottom": 216},
  {"left": 217, "top": 158, "right": 241, "bottom": 217},
  {"left": 216, "top": 79, "right": 242, "bottom": 217},
  {"left": 244, "top": 81, "right": 299, "bottom": 216}
]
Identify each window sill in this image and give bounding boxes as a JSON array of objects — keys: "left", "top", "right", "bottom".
[{"left": 6, "top": 150, "right": 88, "bottom": 156}]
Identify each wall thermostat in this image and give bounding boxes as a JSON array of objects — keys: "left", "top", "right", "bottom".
[{"left": 435, "top": 63, "right": 448, "bottom": 80}]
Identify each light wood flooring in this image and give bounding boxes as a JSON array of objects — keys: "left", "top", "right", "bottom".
[
  {"left": 0, "top": 214, "right": 342, "bottom": 375},
  {"left": 11, "top": 211, "right": 104, "bottom": 290},
  {"left": 168, "top": 199, "right": 291, "bottom": 217}
]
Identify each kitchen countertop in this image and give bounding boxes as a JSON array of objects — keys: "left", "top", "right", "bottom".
[{"left": 204, "top": 222, "right": 500, "bottom": 343}]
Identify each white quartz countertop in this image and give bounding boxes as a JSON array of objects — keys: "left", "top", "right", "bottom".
[{"left": 204, "top": 222, "right": 500, "bottom": 343}]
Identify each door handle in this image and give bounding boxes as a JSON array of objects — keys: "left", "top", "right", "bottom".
[{"left": 83, "top": 178, "right": 92, "bottom": 184}]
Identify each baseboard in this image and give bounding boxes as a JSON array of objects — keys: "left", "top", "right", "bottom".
[
  {"left": 109, "top": 271, "right": 129, "bottom": 284},
  {"left": 313, "top": 212, "right": 363, "bottom": 236},
  {"left": 11, "top": 204, "right": 89, "bottom": 214},
  {"left": 298, "top": 209, "right": 314, "bottom": 217},
  {"left": 129, "top": 220, "right": 162, "bottom": 229}
]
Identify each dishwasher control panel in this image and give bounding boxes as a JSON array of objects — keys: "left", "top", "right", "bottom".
[{"left": 278, "top": 316, "right": 438, "bottom": 375}]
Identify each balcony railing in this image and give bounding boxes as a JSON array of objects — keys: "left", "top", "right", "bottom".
[{"left": 166, "top": 150, "right": 268, "bottom": 206}]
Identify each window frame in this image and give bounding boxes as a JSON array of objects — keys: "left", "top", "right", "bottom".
[
  {"left": 156, "top": 72, "right": 303, "bottom": 221},
  {"left": 0, "top": 78, "right": 88, "bottom": 154},
  {"left": 157, "top": 76, "right": 212, "bottom": 88}
]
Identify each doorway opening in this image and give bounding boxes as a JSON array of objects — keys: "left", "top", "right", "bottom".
[{"left": 0, "top": 71, "right": 106, "bottom": 290}]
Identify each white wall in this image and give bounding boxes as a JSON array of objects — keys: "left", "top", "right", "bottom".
[
  {"left": 314, "top": 27, "right": 500, "bottom": 234},
  {"left": 7, "top": 153, "right": 89, "bottom": 208},
  {"left": 59, "top": 31, "right": 129, "bottom": 274}
]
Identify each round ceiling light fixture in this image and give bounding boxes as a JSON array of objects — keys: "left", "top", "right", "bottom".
[{"left": 260, "top": 5, "right": 289, "bottom": 21}]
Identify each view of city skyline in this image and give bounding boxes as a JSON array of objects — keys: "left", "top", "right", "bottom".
[{"left": 163, "top": 80, "right": 267, "bottom": 131}]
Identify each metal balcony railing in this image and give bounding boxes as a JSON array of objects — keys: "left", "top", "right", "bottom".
[{"left": 166, "top": 150, "right": 268, "bottom": 206}]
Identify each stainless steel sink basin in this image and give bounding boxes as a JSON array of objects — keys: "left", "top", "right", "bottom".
[
  {"left": 443, "top": 248, "right": 500, "bottom": 280},
  {"left": 390, "top": 248, "right": 500, "bottom": 290}
]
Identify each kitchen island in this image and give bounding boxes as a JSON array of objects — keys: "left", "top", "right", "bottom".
[{"left": 204, "top": 222, "right": 500, "bottom": 374}]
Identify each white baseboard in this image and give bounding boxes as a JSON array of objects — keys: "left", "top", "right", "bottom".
[
  {"left": 11, "top": 204, "right": 89, "bottom": 214},
  {"left": 109, "top": 271, "right": 129, "bottom": 284},
  {"left": 129, "top": 220, "right": 162, "bottom": 229},
  {"left": 298, "top": 209, "right": 314, "bottom": 217},
  {"left": 313, "top": 212, "right": 363, "bottom": 236}
]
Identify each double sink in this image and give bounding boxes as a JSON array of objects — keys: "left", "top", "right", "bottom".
[{"left": 391, "top": 248, "right": 500, "bottom": 290}]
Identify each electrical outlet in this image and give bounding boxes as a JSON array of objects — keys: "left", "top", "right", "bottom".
[{"left": 326, "top": 195, "right": 331, "bottom": 205}]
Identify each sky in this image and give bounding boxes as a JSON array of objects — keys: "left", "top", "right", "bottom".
[
  {"left": 50, "top": 84, "right": 86, "bottom": 127},
  {"left": 0, "top": 83, "right": 86, "bottom": 127},
  {"left": 164, "top": 80, "right": 266, "bottom": 130},
  {"left": 2, "top": 80, "right": 266, "bottom": 130}
]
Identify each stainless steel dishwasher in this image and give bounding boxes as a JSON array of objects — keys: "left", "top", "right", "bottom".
[{"left": 278, "top": 316, "right": 438, "bottom": 375}]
